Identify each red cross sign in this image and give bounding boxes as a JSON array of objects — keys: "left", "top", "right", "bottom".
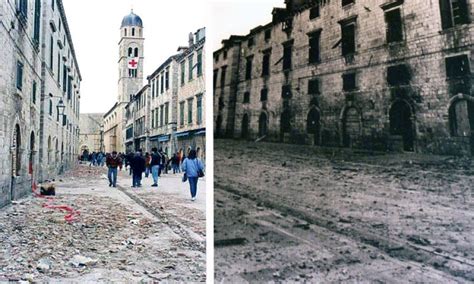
[{"left": 128, "top": 58, "right": 139, "bottom": 69}]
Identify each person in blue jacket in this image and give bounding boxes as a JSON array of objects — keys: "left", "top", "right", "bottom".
[{"left": 181, "top": 149, "right": 204, "bottom": 201}]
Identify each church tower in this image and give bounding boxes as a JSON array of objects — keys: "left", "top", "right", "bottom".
[{"left": 118, "top": 10, "right": 144, "bottom": 103}]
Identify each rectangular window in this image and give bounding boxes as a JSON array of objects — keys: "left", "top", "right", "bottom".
[
  {"left": 213, "top": 69, "right": 218, "bottom": 89},
  {"left": 385, "top": 8, "right": 403, "bottom": 43},
  {"left": 17, "top": 0, "right": 28, "bottom": 20},
  {"left": 160, "top": 74, "right": 164, "bottom": 94},
  {"left": 243, "top": 92, "right": 250, "bottom": 103},
  {"left": 308, "top": 30, "right": 321, "bottom": 63},
  {"left": 187, "top": 99, "right": 193, "bottom": 124},
  {"left": 342, "top": 0, "right": 355, "bottom": 6},
  {"left": 63, "top": 64, "right": 67, "bottom": 93},
  {"left": 152, "top": 80, "right": 155, "bottom": 98},
  {"left": 67, "top": 76, "right": 72, "bottom": 99},
  {"left": 50, "top": 36, "right": 54, "bottom": 69},
  {"left": 188, "top": 55, "right": 194, "bottom": 81},
  {"left": 33, "top": 0, "right": 41, "bottom": 46},
  {"left": 439, "top": 0, "right": 469, "bottom": 29},
  {"left": 265, "top": 29, "right": 271, "bottom": 41},
  {"left": 282, "top": 85, "right": 292, "bottom": 99},
  {"left": 49, "top": 99, "right": 53, "bottom": 116},
  {"left": 248, "top": 37, "right": 254, "bottom": 47},
  {"left": 197, "top": 95, "right": 203, "bottom": 125},
  {"left": 160, "top": 105, "right": 164, "bottom": 127},
  {"left": 246, "top": 56, "right": 253, "bottom": 80},
  {"left": 180, "top": 102, "right": 185, "bottom": 126},
  {"left": 57, "top": 53, "right": 61, "bottom": 83},
  {"left": 260, "top": 88, "right": 268, "bottom": 101},
  {"left": 341, "top": 22, "right": 356, "bottom": 56},
  {"left": 151, "top": 109, "right": 155, "bottom": 128},
  {"left": 32, "top": 81, "right": 37, "bottom": 104},
  {"left": 223, "top": 50, "right": 228, "bottom": 60},
  {"left": 308, "top": 79, "right": 320, "bottom": 95},
  {"left": 197, "top": 50, "right": 203, "bottom": 76},
  {"left": 283, "top": 43, "right": 292, "bottom": 70},
  {"left": 342, "top": 73, "right": 357, "bottom": 91},
  {"left": 165, "top": 103, "right": 169, "bottom": 125},
  {"left": 16, "top": 61, "right": 23, "bottom": 90},
  {"left": 181, "top": 62, "right": 185, "bottom": 85},
  {"left": 387, "top": 64, "right": 411, "bottom": 86},
  {"left": 155, "top": 108, "right": 159, "bottom": 128},
  {"left": 220, "top": 66, "right": 227, "bottom": 87},
  {"left": 165, "top": 68, "right": 170, "bottom": 89},
  {"left": 310, "top": 5, "right": 320, "bottom": 19},
  {"left": 262, "top": 51, "right": 271, "bottom": 76},
  {"left": 446, "top": 55, "right": 471, "bottom": 78}
]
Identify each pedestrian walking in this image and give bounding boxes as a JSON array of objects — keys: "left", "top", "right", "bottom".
[
  {"left": 144, "top": 152, "right": 151, "bottom": 178},
  {"left": 130, "top": 150, "right": 145, "bottom": 188},
  {"left": 181, "top": 149, "right": 204, "bottom": 201},
  {"left": 150, "top": 148, "right": 161, "bottom": 187},
  {"left": 106, "top": 151, "right": 122, "bottom": 187},
  {"left": 171, "top": 153, "right": 180, "bottom": 174}
]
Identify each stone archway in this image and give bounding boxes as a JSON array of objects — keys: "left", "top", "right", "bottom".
[
  {"left": 258, "top": 112, "right": 268, "bottom": 137},
  {"left": 241, "top": 113, "right": 250, "bottom": 139},
  {"left": 307, "top": 108, "right": 321, "bottom": 145},
  {"left": 342, "top": 107, "right": 361, "bottom": 148},
  {"left": 389, "top": 100, "right": 414, "bottom": 152},
  {"left": 215, "top": 115, "right": 223, "bottom": 137},
  {"left": 29, "top": 131, "right": 35, "bottom": 175}
]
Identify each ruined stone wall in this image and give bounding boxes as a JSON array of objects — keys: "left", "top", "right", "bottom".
[{"left": 216, "top": 0, "right": 474, "bottom": 156}]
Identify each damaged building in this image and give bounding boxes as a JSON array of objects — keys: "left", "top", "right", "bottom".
[{"left": 214, "top": 0, "right": 474, "bottom": 156}]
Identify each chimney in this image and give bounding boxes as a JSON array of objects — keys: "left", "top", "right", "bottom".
[{"left": 188, "top": 32, "right": 194, "bottom": 47}]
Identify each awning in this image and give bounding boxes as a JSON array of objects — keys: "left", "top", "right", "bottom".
[
  {"left": 175, "top": 131, "right": 190, "bottom": 138},
  {"left": 158, "top": 135, "right": 170, "bottom": 142},
  {"left": 195, "top": 129, "right": 206, "bottom": 135}
]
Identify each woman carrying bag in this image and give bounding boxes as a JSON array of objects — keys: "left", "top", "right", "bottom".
[{"left": 181, "top": 149, "right": 204, "bottom": 201}]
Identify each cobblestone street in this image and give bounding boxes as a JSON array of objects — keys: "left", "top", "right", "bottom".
[
  {"left": 215, "top": 139, "right": 473, "bottom": 283},
  {"left": 0, "top": 165, "right": 206, "bottom": 283}
]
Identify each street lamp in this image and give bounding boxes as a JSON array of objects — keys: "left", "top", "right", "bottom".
[{"left": 56, "top": 99, "right": 66, "bottom": 116}]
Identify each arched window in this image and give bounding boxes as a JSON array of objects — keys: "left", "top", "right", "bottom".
[
  {"left": 134, "top": 48, "right": 138, "bottom": 57},
  {"left": 55, "top": 139, "right": 59, "bottom": 163},
  {"left": 124, "top": 28, "right": 127, "bottom": 36},
  {"left": 47, "top": 136, "right": 51, "bottom": 163},
  {"left": 128, "top": 47, "right": 133, "bottom": 57},
  {"left": 132, "top": 28, "right": 135, "bottom": 36}
]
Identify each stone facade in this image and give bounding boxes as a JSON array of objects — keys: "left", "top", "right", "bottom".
[
  {"left": 120, "top": 28, "right": 206, "bottom": 161},
  {"left": 0, "top": 0, "right": 81, "bottom": 208},
  {"left": 214, "top": 0, "right": 474, "bottom": 156},
  {"left": 79, "top": 113, "right": 104, "bottom": 154}
]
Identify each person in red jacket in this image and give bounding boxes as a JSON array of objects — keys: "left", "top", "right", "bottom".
[{"left": 106, "top": 151, "right": 122, "bottom": 187}]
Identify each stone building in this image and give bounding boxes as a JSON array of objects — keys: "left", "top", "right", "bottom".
[
  {"left": 176, "top": 28, "right": 206, "bottom": 158},
  {"left": 103, "top": 10, "right": 144, "bottom": 154},
  {"left": 0, "top": 0, "right": 81, "bottom": 208},
  {"left": 79, "top": 113, "right": 104, "bottom": 155},
  {"left": 214, "top": 0, "right": 474, "bottom": 156},
  {"left": 118, "top": 27, "right": 206, "bottom": 160}
]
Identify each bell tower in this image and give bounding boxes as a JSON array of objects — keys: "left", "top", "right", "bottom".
[{"left": 118, "top": 10, "right": 144, "bottom": 103}]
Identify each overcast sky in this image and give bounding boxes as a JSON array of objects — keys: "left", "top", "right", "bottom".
[
  {"left": 62, "top": 0, "right": 206, "bottom": 114},
  {"left": 210, "top": 0, "right": 284, "bottom": 51}
]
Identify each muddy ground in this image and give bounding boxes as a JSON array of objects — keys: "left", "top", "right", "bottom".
[
  {"left": 214, "top": 139, "right": 473, "bottom": 283},
  {"left": 0, "top": 165, "right": 206, "bottom": 283}
]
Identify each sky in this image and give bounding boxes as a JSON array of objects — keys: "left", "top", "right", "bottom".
[
  {"left": 62, "top": 0, "right": 206, "bottom": 114},
  {"left": 210, "top": 0, "right": 284, "bottom": 51}
]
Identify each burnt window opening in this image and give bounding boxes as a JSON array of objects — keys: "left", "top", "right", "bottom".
[
  {"left": 262, "top": 52, "right": 271, "bottom": 77},
  {"left": 308, "top": 31, "right": 321, "bottom": 64},
  {"left": 265, "top": 29, "right": 271, "bottom": 41},
  {"left": 282, "top": 85, "right": 292, "bottom": 99},
  {"left": 220, "top": 66, "right": 227, "bottom": 87},
  {"left": 283, "top": 43, "right": 293, "bottom": 70},
  {"left": 446, "top": 55, "right": 470, "bottom": 78},
  {"left": 310, "top": 5, "right": 320, "bottom": 19},
  {"left": 387, "top": 64, "right": 411, "bottom": 86},
  {"left": 218, "top": 97, "right": 225, "bottom": 110},
  {"left": 342, "top": 0, "right": 355, "bottom": 7},
  {"left": 341, "top": 22, "right": 356, "bottom": 56},
  {"left": 248, "top": 37, "right": 254, "bottom": 47},
  {"left": 243, "top": 92, "right": 250, "bottom": 103},
  {"left": 385, "top": 8, "right": 403, "bottom": 43},
  {"left": 245, "top": 56, "right": 253, "bottom": 80},
  {"left": 439, "top": 0, "right": 469, "bottom": 29},
  {"left": 342, "top": 72, "right": 357, "bottom": 91},
  {"left": 223, "top": 50, "right": 228, "bottom": 60},
  {"left": 449, "top": 99, "right": 473, "bottom": 137},
  {"left": 308, "top": 79, "right": 320, "bottom": 95},
  {"left": 213, "top": 69, "right": 218, "bottom": 90},
  {"left": 260, "top": 88, "right": 268, "bottom": 102},
  {"left": 215, "top": 54, "right": 219, "bottom": 63}
]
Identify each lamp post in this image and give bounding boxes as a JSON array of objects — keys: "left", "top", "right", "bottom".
[
  {"left": 56, "top": 99, "right": 66, "bottom": 117},
  {"left": 50, "top": 95, "right": 66, "bottom": 173}
]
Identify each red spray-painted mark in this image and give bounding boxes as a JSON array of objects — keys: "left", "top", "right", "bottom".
[{"left": 32, "top": 182, "right": 80, "bottom": 223}]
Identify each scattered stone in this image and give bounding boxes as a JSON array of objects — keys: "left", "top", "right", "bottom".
[
  {"left": 36, "top": 258, "right": 52, "bottom": 273},
  {"left": 69, "top": 255, "right": 98, "bottom": 268}
]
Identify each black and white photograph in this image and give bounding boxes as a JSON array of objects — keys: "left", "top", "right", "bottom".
[{"left": 213, "top": 0, "right": 473, "bottom": 282}]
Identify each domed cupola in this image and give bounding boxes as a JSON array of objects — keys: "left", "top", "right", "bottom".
[{"left": 121, "top": 10, "right": 143, "bottom": 28}]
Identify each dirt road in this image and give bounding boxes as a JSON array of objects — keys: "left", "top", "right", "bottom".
[{"left": 214, "top": 139, "right": 473, "bottom": 283}]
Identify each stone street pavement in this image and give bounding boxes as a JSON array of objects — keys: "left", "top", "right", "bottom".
[{"left": 0, "top": 165, "right": 206, "bottom": 283}]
